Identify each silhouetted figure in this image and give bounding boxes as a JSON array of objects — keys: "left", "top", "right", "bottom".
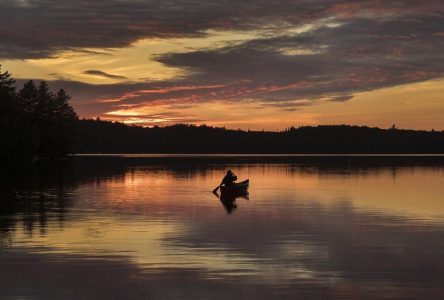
[
  {"left": 213, "top": 170, "right": 238, "bottom": 193},
  {"left": 221, "top": 170, "right": 237, "bottom": 187}
]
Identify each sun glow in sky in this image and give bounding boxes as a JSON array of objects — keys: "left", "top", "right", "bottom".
[{"left": 1, "top": 0, "right": 444, "bottom": 130}]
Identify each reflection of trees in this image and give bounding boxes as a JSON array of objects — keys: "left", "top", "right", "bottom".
[
  {"left": 1, "top": 157, "right": 444, "bottom": 298},
  {"left": 0, "top": 158, "right": 130, "bottom": 242},
  {"left": 0, "top": 190, "right": 69, "bottom": 240},
  {"left": 2, "top": 156, "right": 441, "bottom": 240},
  {"left": 1, "top": 179, "right": 73, "bottom": 243},
  {"left": 78, "top": 155, "right": 444, "bottom": 177}
]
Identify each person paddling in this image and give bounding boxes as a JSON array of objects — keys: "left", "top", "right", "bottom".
[{"left": 213, "top": 170, "right": 237, "bottom": 192}]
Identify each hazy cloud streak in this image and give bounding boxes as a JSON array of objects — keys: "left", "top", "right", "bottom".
[{"left": 83, "top": 70, "right": 128, "bottom": 80}]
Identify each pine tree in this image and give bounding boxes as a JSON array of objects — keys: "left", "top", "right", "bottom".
[
  {"left": 0, "top": 67, "right": 36, "bottom": 164},
  {"left": 54, "top": 89, "right": 77, "bottom": 120},
  {"left": 53, "top": 89, "right": 78, "bottom": 156},
  {"left": 17, "top": 81, "right": 78, "bottom": 157},
  {"left": 1, "top": 67, "right": 79, "bottom": 162},
  {"left": 17, "top": 80, "right": 38, "bottom": 114},
  {"left": 0, "top": 65, "right": 15, "bottom": 93},
  {"left": 36, "top": 81, "right": 53, "bottom": 119}
]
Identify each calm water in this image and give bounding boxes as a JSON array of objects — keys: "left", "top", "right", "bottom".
[{"left": 1, "top": 156, "right": 444, "bottom": 299}]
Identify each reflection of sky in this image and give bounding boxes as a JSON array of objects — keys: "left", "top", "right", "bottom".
[
  {"left": 4, "top": 163, "right": 444, "bottom": 298},
  {"left": 12, "top": 215, "right": 328, "bottom": 282}
]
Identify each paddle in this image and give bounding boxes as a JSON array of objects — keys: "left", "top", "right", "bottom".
[{"left": 213, "top": 185, "right": 221, "bottom": 193}]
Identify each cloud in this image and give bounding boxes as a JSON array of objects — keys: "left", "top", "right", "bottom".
[
  {"left": 0, "top": 0, "right": 311, "bottom": 59},
  {"left": 1, "top": 0, "right": 442, "bottom": 59},
  {"left": 83, "top": 70, "right": 128, "bottom": 80},
  {"left": 102, "top": 109, "right": 207, "bottom": 126},
  {"left": 153, "top": 13, "right": 444, "bottom": 102},
  {"left": 6, "top": 0, "right": 444, "bottom": 120}
]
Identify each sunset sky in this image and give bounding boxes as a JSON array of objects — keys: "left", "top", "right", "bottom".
[{"left": 1, "top": 0, "right": 444, "bottom": 130}]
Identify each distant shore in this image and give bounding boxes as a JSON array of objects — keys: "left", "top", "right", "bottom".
[
  {"left": 74, "top": 121, "right": 444, "bottom": 154},
  {"left": 72, "top": 153, "right": 444, "bottom": 157}
]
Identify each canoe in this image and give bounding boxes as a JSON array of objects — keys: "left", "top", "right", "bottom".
[{"left": 220, "top": 179, "right": 249, "bottom": 193}]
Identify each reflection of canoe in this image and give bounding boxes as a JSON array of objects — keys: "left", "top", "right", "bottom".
[
  {"left": 220, "top": 179, "right": 249, "bottom": 194},
  {"left": 220, "top": 190, "right": 249, "bottom": 201}
]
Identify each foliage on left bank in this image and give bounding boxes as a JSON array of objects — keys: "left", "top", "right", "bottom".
[{"left": 0, "top": 66, "right": 78, "bottom": 166}]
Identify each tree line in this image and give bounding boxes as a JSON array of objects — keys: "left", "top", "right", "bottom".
[
  {"left": 0, "top": 66, "right": 78, "bottom": 166},
  {"left": 75, "top": 121, "right": 444, "bottom": 154},
  {"left": 2, "top": 66, "right": 444, "bottom": 163}
]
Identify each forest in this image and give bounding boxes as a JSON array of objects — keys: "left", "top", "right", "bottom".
[
  {"left": 75, "top": 120, "right": 444, "bottom": 154},
  {"left": 2, "top": 66, "right": 444, "bottom": 165},
  {"left": 0, "top": 67, "right": 78, "bottom": 166}
]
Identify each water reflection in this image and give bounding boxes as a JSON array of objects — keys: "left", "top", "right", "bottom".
[
  {"left": 213, "top": 190, "right": 249, "bottom": 214},
  {"left": 1, "top": 157, "right": 444, "bottom": 299}
]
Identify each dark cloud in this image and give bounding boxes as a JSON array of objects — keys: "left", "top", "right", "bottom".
[
  {"left": 83, "top": 70, "right": 128, "bottom": 80},
  {"left": 154, "top": 14, "right": 444, "bottom": 104},
  {"left": 0, "top": 0, "right": 317, "bottom": 59},
  {"left": 1, "top": 0, "right": 442, "bottom": 59}
]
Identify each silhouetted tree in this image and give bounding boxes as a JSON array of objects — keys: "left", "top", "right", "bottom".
[
  {"left": 0, "top": 67, "right": 15, "bottom": 93},
  {"left": 15, "top": 80, "right": 79, "bottom": 157},
  {"left": 1, "top": 68, "right": 78, "bottom": 164},
  {"left": 17, "top": 80, "right": 38, "bottom": 114},
  {"left": 53, "top": 89, "right": 78, "bottom": 155},
  {"left": 34, "top": 81, "right": 55, "bottom": 156},
  {"left": 0, "top": 66, "right": 17, "bottom": 160},
  {"left": 2, "top": 66, "right": 444, "bottom": 161},
  {"left": 0, "top": 66, "right": 36, "bottom": 165},
  {"left": 74, "top": 120, "right": 444, "bottom": 154}
]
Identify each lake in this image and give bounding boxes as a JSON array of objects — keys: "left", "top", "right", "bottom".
[{"left": 1, "top": 155, "right": 444, "bottom": 299}]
